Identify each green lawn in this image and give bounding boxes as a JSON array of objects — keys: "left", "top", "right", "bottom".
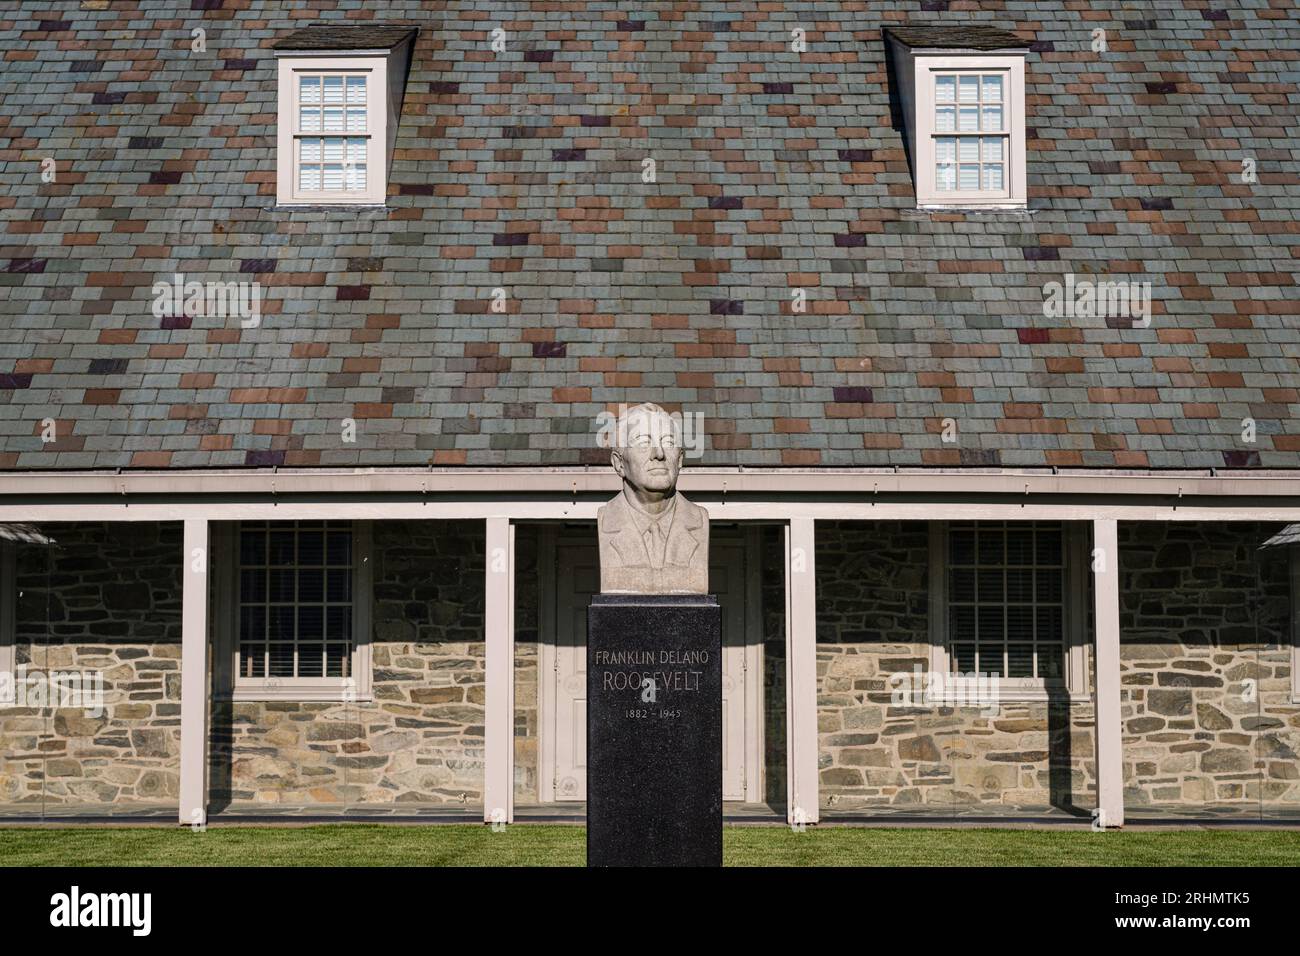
[{"left": 2, "top": 824, "right": 1298, "bottom": 866}]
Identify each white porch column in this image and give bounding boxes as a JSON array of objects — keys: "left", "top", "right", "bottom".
[
  {"left": 1092, "top": 518, "right": 1124, "bottom": 827},
  {"left": 484, "top": 517, "right": 515, "bottom": 824},
  {"left": 785, "top": 518, "right": 819, "bottom": 825},
  {"left": 179, "top": 518, "right": 210, "bottom": 826}
]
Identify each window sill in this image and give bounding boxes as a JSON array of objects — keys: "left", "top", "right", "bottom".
[
  {"left": 270, "top": 203, "right": 390, "bottom": 213},
  {"left": 222, "top": 687, "right": 374, "bottom": 704}
]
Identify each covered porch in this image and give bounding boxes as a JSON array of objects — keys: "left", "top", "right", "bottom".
[{"left": 0, "top": 468, "right": 1296, "bottom": 827}]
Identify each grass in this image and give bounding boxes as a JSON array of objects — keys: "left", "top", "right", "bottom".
[{"left": 2, "top": 824, "right": 1299, "bottom": 867}]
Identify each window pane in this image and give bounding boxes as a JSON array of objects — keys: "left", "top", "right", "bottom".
[
  {"left": 935, "top": 137, "right": 956, "bottom": 164},
  {"left": 300, "top": 106, "right": 321, "bottom": 132},
  {"left": 300, "top": 138, "right": 321, "bottom": 163},
  {"left": 298, "top": 644, "right": 324, "bottom": 679},
  {"left": 952, "top": 644, "right": 976, "bottom": 674},
  {"left": 977, "top": 568, "right": 1003, "bottom": 602},
  {"left": 268, "top": 643, "right": 295, "bottom": 678},
  {"left": 1038, "top": 642, "right": 1063, "bottom": 679},
  {"left": 240, "top": 567, "right": 266, "bottom": 603},
  {"left": 1007, "top": 567, "right": 1034, "bottom": 602},
  {"left": 1007, "top": 644, "right": 1034, "bottom": 678},
  {"left": 346, "top": 76, "right": 366, "bottom": 103},
  {"left": 239, "top": 604, "right": 265, "bottom": 642},
  {"left": 951, "top": 567, "right": 975, "bottom": 602},
  {"left": 935, "top": 75, "right": 956, "bottom": 102},
  {"left": 981, "top": 105, "right": 1003, "bottom": 131},
  {"left": 346, "top": 138, "right": 367, "bottom": 163},
  {"left": 346, "top": 106, "right": 367, "bottom": 132},
  {"left": 298, "top": 567, "right": 324, "bottom": 603},
  {"left": 299, "top": 76, "right": 320, "bottom": 103},
  {"left": 322, "top": 138, "right": 344, "bottom": 162},
  {"left": 981, "top": 137, "right": 1003, "bottom": 163},
  {"left": 959, "top": 108, "right": 979, "bottom": 132},
  {"left": 269, "top": 528, "right": 295, "bottom": 565},
  {"left": 959, "top": 75, "right": 979, "bottom": 102},
  {"left": 327, "top": 531, "right": 351, "bottom": 566},
  {"left": 323, "top": 107, "right": 344, "bottom": 132},
  {"left": 935, "top": 106, "right": 955, "bottom": 132},
  {"left": 298, "top": 165, "right": 321, "bottom": 191},
  {"left": 323, "top": 76, "right": 344, "bottom": 103},
  {"left": 298, "top": 605, "right": 324, "bottom": 641},
  {"left": 345, "top": 164, "right": 367, "bottom": 191},
  {"left": 1007, "top": 606, "right": 1035, "bottom": 642},
  {"left": 950, "top": 528, "right": 976, "bottom": 564},
  {"left": 327, "top": 568, "right": 351, "bottom": 602},
  {"left": 978, "top": 527, "right": 1004, "bottom": 565},
  {"left": 269, "top": 567, "right": 294, "bottom": 602},
  {"left": 982, "top": 75, "right": 1002, "bottom": 102},
  {"left": 951, "top": 605, "right": 976, "bottom": 641},
  {"left": 327, "top": 606, "right": 351, "bottom": 641},
  {"left": 323, "top": 165, "right": 344, "bottom": 190},
  {"left": 936, "top": 165, "right": 956, "bottom": 191},
  {"left": 982, "top": 164, "right": 1004, "bottom": 190},
  {"left": 240, "top": 529, "right": 265, "bottom": 565},
  {"left": 958, "top": 138, "right": 979, "bottom": 163},
  {"left": 298, "top": 529, "right": 324, "bottom": 564}
]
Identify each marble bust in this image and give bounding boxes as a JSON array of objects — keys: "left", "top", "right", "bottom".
[{"left": 598, "top": 403, "right": 709, "bottom": 594}]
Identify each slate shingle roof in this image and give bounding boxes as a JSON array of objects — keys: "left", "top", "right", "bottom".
[{"left": 0, "top": 2, "right": 1297, "bottom": 471}]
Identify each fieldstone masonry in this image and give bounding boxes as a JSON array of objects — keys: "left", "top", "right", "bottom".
[
  {"left": 212, "top": 520, "right": 486, "bottom": 806},
  {"left": 0, "top": 522, "right": 182, "bottom": 806},
  {"left": 2, "top": 518, "right": 1295, "bottom": 814}
]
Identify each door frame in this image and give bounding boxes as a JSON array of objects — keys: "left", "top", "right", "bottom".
[{"left": 535, "top": 521, "right": 765, "bottom": 803}]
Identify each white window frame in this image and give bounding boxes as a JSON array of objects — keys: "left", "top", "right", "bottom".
[
  {"left": 276, "top": 54, "right": 389, "bottom": 206},
  {"left": 215, "top": 521, "right": 373, "bottom": 702},
  {"left": 1290, "top": 548, "right": 1300, "bottom": 703},
  {"left": 929, "top": 521, "right": 1089, "bottom": 703},
  {"left": 913, "top": 54, "right": 1027, "bottom": 208},
  {"left": 0, "top": 541, "right": 14, "bottom": 699}
]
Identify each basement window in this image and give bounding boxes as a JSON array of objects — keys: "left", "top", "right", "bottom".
[
  {"left": 885, "top": 25, "right": 1032, "bottom": 209},
  {"left": 274, "top": 25, "right": 416, "bottom": 206}
]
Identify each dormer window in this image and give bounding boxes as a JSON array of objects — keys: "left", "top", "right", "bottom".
[
  {"left": 273, "top": 26, "right": 416, "bottom": 206},
  {"left": 885, "top": 25, "right": 1031, "bottom": 209}
]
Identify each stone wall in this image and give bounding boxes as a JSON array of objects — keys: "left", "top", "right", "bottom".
[
  {"left": 1119, "top": 522, "right": 1297, "bottom": 810},
  {"left": 212, "top": 520, "right": 486, "bottom": 806},
  {"left": 0, "top": 522, "right": 183, "bottom": 807},
  {"left": 814, "top": 521, "right": 1098, "bottom": 813},
  {"left": 513, "top": 525, "right": 540, "bottom": 802}
]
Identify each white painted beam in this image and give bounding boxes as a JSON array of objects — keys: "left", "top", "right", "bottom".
[
  {"left": 483, "top": 517, "right": 515, "bottom": 825},
  {"left": 1, "top": 466, "right": 1298, "bottom": 500},
  {"left": 1092, "top": 519, "right": 1125, "bottom": 828},
  {"left": 785, "top": 518, "right": 819, "bottom": 825},
  {"left": 179, "top": 518, "right": 210, "bottom": 827},
  {"left": 3, "top": 502, "right": 1300, "bottom": 524}
]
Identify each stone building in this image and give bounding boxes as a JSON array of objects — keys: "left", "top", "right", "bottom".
[{"left": 0, "top": 3, "right": 1297, "bottom": 827}]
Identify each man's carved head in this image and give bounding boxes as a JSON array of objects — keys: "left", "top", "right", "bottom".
[{"left": 610, "top": 403, "right": 683, "bottom": 497}]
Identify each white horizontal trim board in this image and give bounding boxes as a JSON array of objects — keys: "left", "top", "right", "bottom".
[
  {"left": 2, "top": 502, "right": 1299, "bottom": 524},
  {"left": 1, "top": 467, "right": 1298, "bottom": 498}
]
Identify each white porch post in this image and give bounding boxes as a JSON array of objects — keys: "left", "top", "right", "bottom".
[
  {"left": 1092, "top": 518, "right": 1124, "bottom": 827},
  {"left": 179, "top": 518, "right": 210, "bottom": 826},
  {"left": 785, "top": 518, "right": 819, "bottom": 825},
  {"left": 484, "top": 517, "right": 515, "bottom": 824}
]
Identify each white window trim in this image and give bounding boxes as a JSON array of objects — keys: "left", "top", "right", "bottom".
[
  {"left": 0, "top": 540, "right": 14, "bottom": 694},
  {"left": 1290, "top": 548, "right": 1300, "bottom": 704},
  {"left": 913, "top": 53, "right": 1027, "bottom": 209},
  {"left": 276, "top": 53, "right": 389, "bottom": 206},
  {"left": 215, "top": 521, "right": 373, "bottom": 702},
  {"left": 929, "top": 521, "right": 1089, "bottom": 703}
]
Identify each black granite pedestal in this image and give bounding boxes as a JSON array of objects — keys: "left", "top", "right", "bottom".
[{"left": 586, "top": 594, "right": 722, "bottom": 867}]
